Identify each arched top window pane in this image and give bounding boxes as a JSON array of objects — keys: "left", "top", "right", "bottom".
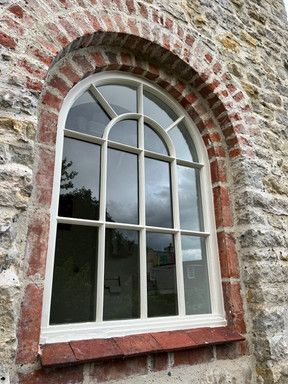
[
  {"left": 98, "top": 84, "right": 137, "bottom": 114},
  {"left": 143, "top": 90, "right": 178, "bottom": 129},
  {"left": 144, "top": 123, "right": 169, "bottom": 155},
  {"left": 168, "top": 122, "right": 198, "bottom": 162},
  {"left": 109, "top": 119, "right": 138, "bottom": 147},
  {"left": 66, "top": 91, "right": 110, "bottom": 137}
]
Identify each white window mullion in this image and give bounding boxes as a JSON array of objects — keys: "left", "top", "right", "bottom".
[
  {"left": 138, "top": 83, "right": 147, "bottom": 319},
  {"left": 89, "top": 84, "right": 117, "bottom": 119},
  {"left": 171, "top": 159, "right": 186, "bottom": 316},
  {"left": 96, "top": 140, "right": 108, "bottom": 322}
]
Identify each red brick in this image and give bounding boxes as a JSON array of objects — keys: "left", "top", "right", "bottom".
[
  {"left": 41, "top": 343, "right": 77, "bottom": 367},
  {"left": 18, "top": 366, "right": 83, "bottom": 384},
  {"left": 138, "top": 2, "right": 148, "bottom": 18},
  {"left": 16, "top": 284, "right": 43, "bottom": 364},
  {"left": 35, "top": 146, "right": 55, "bottom": 195},
  {"left": 202, "top": 132, "right": 221, "bottom": 146},
  {"left": 59, "top": 17, "right": 80, "bottom": 40},
  {"left": 233, "top": 91, "right": 244, "bottom": 102},
  {"left": 27, "top": 213, "right": 50, "bottom": 277},
  {"left": 229, "top": 147, "right": 242, "bottom": 158},
  {"left": 8, "top": 4, "right": 24, "bottom": 18},
  {"left": 213, "top": 186, "right": 233, "bottom": 228},
  {"left": 185, "top": 34, "right": 195, "bottom": 47},
  {"left": 102, "top": 14, "right": 114, "bottom": 31},
  {"left": 91, "top": 356, "right": 148, "bottom": 382},
  {"left": 89, "top": 51, "right": 106, "bottom": 69},
  {"left": 113, "top": 14, "right": 127, "bottom": 33},
  {"left": 213, "top": 62, "right": 222, "bottom": 74},
  {"left": 48, "top": 75, "right": 70, "bottom": 96},
  {"left": 217, "top": 231, "right": 239, "bottom": 278},
  {"left": 151, "top": 331, "right": 196, "bottom": 351},
  {"left": 173, "top": 346, "right": 213, "bottom": 366},
  {"left": 126, "top": 0, "right": 136, "bottom": 14},
  {"left": 210, "top": 159, "right": 227, "bottom": 183},
  {"left": 38, "top": 110, "right": 58, "bottom": 145},
  {"left": 26, "top": 78, "right": 43, "bottom": 92},
  {"left": 30, "top": 47, "right": 53, "bottom": 66},
  {"left": 222, "top": 282, "right": 246, "bottom": 333},
  {"left": 216, "top": 340, "right": 248, "bottom": 360},
  {"left": 227, "top": 83, "right": 237, "bottom": 94},
  {"left": 19, "top": 59, "right": 46, "bottom": 79},
  {"left": 114, "top": 333, "right": 160, "bottom": 356},
  {"left": 153, "top": 353, "right": 168, "bottom": 371},
  {"left": 42, "top": 91, "right": 62, "bottom": 111},
  {"left": 73, "top": 53, "right": 94, "bottom": 76},
  {"left": 47, "top": 22, "right": 70, "bottom": 47},
  {"left": 207, "top": 146, "right": 226, "bottom": 159},
  {"left": 128, "top": 18, "right": 140, "bottom": 36},
  {"left": 70, "top": 338, "right": 123, "bottom": 362},
  {"left": 205, "top": 53, "right": 213, "bottom": 63},
  {"left": 85, "top": 11, "right": 102, "bottom": 31}
]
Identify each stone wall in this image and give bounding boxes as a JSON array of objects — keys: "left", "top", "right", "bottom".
[{"left": 0, "top": 0, "right": 287, "bottom": 383}]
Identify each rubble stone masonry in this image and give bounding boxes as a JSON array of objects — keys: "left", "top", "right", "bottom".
[{"left": 0, "top": 0, "right": 287, "bottom": 383}]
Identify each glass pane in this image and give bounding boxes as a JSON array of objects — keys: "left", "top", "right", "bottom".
[
  {"left": 50, "top": 224, "right": 98, "bottom": 324},
  {"left": 65, "top": 91, "right": 110, "bottom": 137},
  {"left": 146, "top": 233, "right": 178, "bottom": 317},
  {"left": 144, "top": 123, "right": 168, "bottom": 155},
  {"left": 177, "top": 165, "right": 203, "bottom": 231},
  {"left": 103, "top": 229, "right": 140, "bottom": 320},
  {"left": 169, "top": 122, "right": 198, "bottom": 162},
  {"left": 98, "top": 84, "right": 137, "bottom": 115},
  {"left": 106, "top": 149, "right": 138, "bottom": 224},
  {"left": 145, "top": 158, "right": 172, "bottom": 228},
  {"left": 58, "top": 138, "right": 100, "bottom": 220},
  {"left": 109, "top": 119, "right": 138, "bottom": 147},
  {"left": 181, "top": 236, "right": 211, "bottom": 315},
  {"left": 143, "top": 90, "right": 178, "bottom": 129}
]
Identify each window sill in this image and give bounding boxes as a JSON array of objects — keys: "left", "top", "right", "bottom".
[{"left": 40, "top": 327, "right": 245, "bottom": 367}]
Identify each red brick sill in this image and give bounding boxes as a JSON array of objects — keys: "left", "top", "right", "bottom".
[{"left": 40, "top": 327, "right": 245, "bottom": 367}]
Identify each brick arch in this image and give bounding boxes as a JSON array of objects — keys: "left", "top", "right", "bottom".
[{"left": 1, "top": 0, "right": 256, "bottom": 158}]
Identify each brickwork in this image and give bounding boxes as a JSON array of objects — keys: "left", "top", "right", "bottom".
[{"left": 0, "top": 0, "right": 287, "bottom": 383}]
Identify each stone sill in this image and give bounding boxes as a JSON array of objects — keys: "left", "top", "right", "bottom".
[{"left": 40, "top": 327, "right": 245, "bottom": 367}]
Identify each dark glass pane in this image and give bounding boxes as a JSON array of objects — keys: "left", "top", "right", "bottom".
[
  {"left": 169, "top": 122, "right": 198, "bottom": 162},
  {"left": 106, "top": 149, "right": 138, "bottom": 224},
  {"left": 50, "top": 224, "right": 98, "bottom": 324},
  {"left": 145, "top": 158, "right": 172, "bottom": 228},
  {"left": 98, "top": 85, "right": 137, "bottom": 115},
  {"left": 177, "top": 166, "right": 203, "bottom": 231},
  {"left": 181, "top": 236, "right": 211, "bottom": 315},
  {"left": 65, "top": 91, "right": 110, "bottom": 137},
  {"left": 103, "top": 229, "right": 139, "bottom": 320},
  {"left": 58, "top": 138, "right": 100, "bottom": 220},
  {"left": 146, "top": 233, "right": 178, "bottom": 317},
  {"left": 109, "top": 119, "right": 138, "bottom": 147},
  {"left": 144, "top": 123, "right": 168, "bottom": 155},
  {"left": 143, "top": 90, "right": 178, "bottom": 128}
]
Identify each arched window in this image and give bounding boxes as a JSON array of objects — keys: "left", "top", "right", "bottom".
[{"left": 41, "top": 73, "right": 225, "bottom": 343}]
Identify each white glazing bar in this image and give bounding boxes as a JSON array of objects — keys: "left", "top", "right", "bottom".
[
  {"left": 96, "top": 140, "right": 108, "bottom": 322},
  {"left": 96, "top": 223, "right": 105, "bottom": 322},
  {"left": 89, "top": 85, "right": 117, "bottom": 119},
  {"left": 144, "top": 150, "right": 174, "bottom": 163},
  {"left": 64, "top": 129, "right": 105, "bottom": 145},
  {"left": 105, "top": 222, "right": 144, "bottom": 230},
  {"left": 176, "top": 159, "right": 204, "bottom": 169},
  {"left": 166, "top": 115, "right": 185, "bottom": 132},
  {"left": 138, "top": 83, "right": 147, "bottom": 319},
  {"left": 57, "top": 216, "right": 103, "bottom": 227},
  {"left": 171, "top": 158, "right": 186, "bottom": 316},
  {"left": 108, "top": 140, "right": 141, "bottom": 154},
  {"left": 179, "top": 229, "right": 210, "bottom": 237}
]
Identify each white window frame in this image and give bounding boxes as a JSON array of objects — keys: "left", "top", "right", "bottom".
[{"left": 40, "top": 72, "right": 226, "bottom": 344}]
